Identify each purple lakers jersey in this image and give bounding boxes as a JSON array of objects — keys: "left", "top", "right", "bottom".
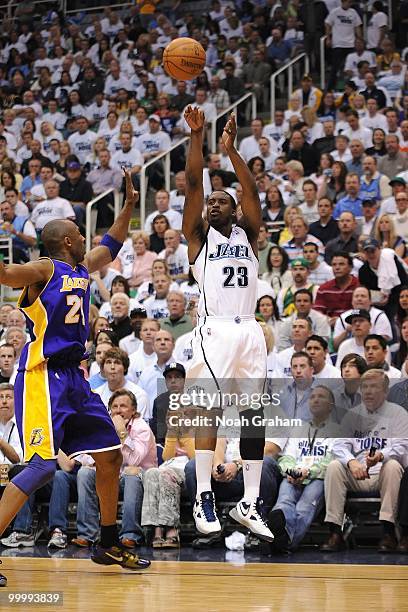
[{"left": 18, "top": 258, "right": 90, "bottom": 370}]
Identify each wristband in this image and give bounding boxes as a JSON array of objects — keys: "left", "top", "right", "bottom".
[{"left": 100, "top": 233, "right": 123, "bottom": 260}]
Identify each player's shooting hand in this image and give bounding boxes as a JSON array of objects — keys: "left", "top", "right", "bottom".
[
  {"left": 184, "top": 105, "right": 205, "bottom": 132},
  {"left": 221, "top": 113, "right": 237, "bottom": 151},
  {"left": 123, "top": 168, "right": 139, "bottom": 207}
]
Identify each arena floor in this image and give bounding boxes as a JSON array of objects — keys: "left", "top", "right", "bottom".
[{"left": 0, "top": 547, "right": 407, "bottom": 612}]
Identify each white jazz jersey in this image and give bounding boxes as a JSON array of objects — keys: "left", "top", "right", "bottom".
[{"left": 192, "top": 225, "right": 258, "bottom": 317}]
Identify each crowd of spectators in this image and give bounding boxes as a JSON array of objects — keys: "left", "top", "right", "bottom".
[{"left": 1, "top": 0, "right": 408, "bottom": 555}]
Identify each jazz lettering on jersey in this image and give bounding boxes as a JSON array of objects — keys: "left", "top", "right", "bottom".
[
  {"left": 208, "top": 243, "right": 250, "bottom": 261},
  {"left": 60, "top": 274, "right": 89, "bottom": 293}
]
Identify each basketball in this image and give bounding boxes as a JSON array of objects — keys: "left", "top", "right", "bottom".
[{"left": 163, "top": 38, "right": 206, "bottom": 81}]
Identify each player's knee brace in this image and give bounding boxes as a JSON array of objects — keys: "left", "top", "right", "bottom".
[
  {"left": 12, "top": 454, "right": 57, "bottom": 496},
  {"left": 239, "top": 409, "right": 265, "bottom": 461}
]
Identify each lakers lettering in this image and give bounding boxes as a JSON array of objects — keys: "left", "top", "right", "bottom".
[{"left": 60, "top": 275, "right": 89, "bottom": 293}]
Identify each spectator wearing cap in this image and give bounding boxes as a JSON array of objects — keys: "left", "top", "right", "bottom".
[
  {"left": 120, "top": 308, "right": 148, "bottom": 357},
  {"left": 360, "top": 199, "right": 379, "bottom": 237},
  {"left": 59, "top": 159, "right": 93, "bottom": 230},
  {"left": 306, "top": 335, "right": 341, "bottom": 378},
  {"left": 378, "top": 135, "right": 408, "bottom": 179},
  {"left": 334, "top": 309, "right": 372, "bottom": 367},
  {"left": 303, "top": 242, "right": 333, "bottom": 286},
  {"left": 141, "top": 364, "right": 193, "bottom": 549},
  {"left": 276, "top": 258, "right": 318, "bottom": 317},
  {"left": 393, "top": 189, "right": 408, "bottom": 240},
  {"left": 358, "top": 237, "right": 408, "bottom": 319},
  {"left": 314, "top": 252, "right": 359, "bottom": 327},
  {"left": 67, "top": 116, "right": 97, "bottom": 165},
  {"left": 333, "top": 285, "right": 392, "bottom": 352},
  {"left": 150, "top": 361, "right": 186, "bottom": 444},
  {"left": 360, "top": 157, "right": 392, "bottom": 204},
  {"left": 324, "top": 211, "right": 359, "bottom": 265},
  {"left": 291, "top": 75, "right": 323, "bottom": 112},
  {"left": 282, "top": 216, "right": 324, "bottom": 262},
  {"left": 333, "top": 174, "right": 363, "bottom": 220},
  {"left": 160, "top": 292, "right": 193, "bottom": 341}
]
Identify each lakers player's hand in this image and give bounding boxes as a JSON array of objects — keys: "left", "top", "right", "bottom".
[
  {"left": 221, "top": 113, "right": 237, "bottom": 151},
  {"left": 184, "top": 105, "right": 205, "bottom": 132},
  {"left": 123, "top": 168, "right": 139, "bottom": 207}
]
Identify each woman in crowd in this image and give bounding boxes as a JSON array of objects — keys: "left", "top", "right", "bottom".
[
  {"left": 278, "top": 205, "right": 302, "bottom": 245},
  {"left": 336, "top": 353, "right": 368, "bottom": 420},
  {"left": 55, "top": 141, "right": 72, "bottom": 175},
  {"left": 262, "top": 184, "right": 285, "bottom": 243},
  {"left": 301, "top": 106, "right": 323, "bottom": 143},
  {"left": 84, "top": 137, "right": 108, "bottom": 173},
  {"left": 248, "top": 156, "right": 266, "bottom": 177},
  {"left": 366, "top": 128, "right": 387, "bottom": 157},
  {"left": 310, "top": 153, "right": 334, "bottom": 192},
  {"left": 262, "top": 245, "right": 292, "bottom": 296},
  {"left": 128, "top": 231, "right": 157, "bottom": 290},
  {"left": 38, "top": 121, "right": 62, "bottom": 156},
  {"left": 318, "top": 160, "right": 347, "bottom": 203},
  {"left": 149, "top": 214, "right": 171, "bottom": 254},
  {"left": 0, "top": 170, "right": 17, "bottom": 202},
  {"left": 317, "top": 91, "right": 337, "bottom": 120},
  {"left": 393, "top": 317, "right": 408, "bottom": 374},
  {"left": 137, "top": 259, "right": 178, "bottom": 302},
  {"left": 256, "top": 294, "right": 281, "bottom": 343},
  {"left": 55, "top": 71, "right": 75, "bottom": 107},
  {"left": 375, "top": 213, "right": 406, "bottom": 258},
  {"left": 140, "top": 81, "right": 159, "bottom": 115}
]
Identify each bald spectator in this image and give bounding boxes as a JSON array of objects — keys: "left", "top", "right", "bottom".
[
  {"left": 59, "top": 159, "right": 93, "bottom": 230},
  {"left": 324, "top": 211, "right": 359, "bottom": 263},
  {"left": 30, "top": 180, "right": 75, "bottom": 237}
]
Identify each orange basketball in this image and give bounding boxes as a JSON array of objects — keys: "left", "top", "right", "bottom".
[{"left": 163, "top": 38, "right": 206, "bottom": 81}]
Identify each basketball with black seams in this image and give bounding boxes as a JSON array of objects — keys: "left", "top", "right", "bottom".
[{"left": 163, "top": 38, "right": 206, "bottom": 81}]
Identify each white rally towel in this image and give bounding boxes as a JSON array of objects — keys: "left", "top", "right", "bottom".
[{"left": 377, "top": 248, "right": 406, "bottom": 292}]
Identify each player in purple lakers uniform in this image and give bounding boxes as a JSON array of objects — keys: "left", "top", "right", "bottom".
[{"left": 0, "top": 171, "right": 149, "bottom": 587}]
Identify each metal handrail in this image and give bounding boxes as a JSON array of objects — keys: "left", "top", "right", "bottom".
[
  {"left": 209, "top": 92, "right": 257, "bottom": 153},
  {"left": 85, "top": 188, "right": 120, "bottom": 252},
  {"left": 65, "top": 2, "right": 131, "bottom": 14},
  {"left": 0, "top": 0, "right": 61, "bottom": 17},
  {"left": 320, "top": 35, "right": 327, "bottom": 91},
  {"left": 270, "top": 53, "right": 310, "bottom": 119},
  {"left": 139, "top": 136, "right": 189, "bottom": 229}
]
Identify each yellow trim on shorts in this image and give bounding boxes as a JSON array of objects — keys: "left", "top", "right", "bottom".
[{"left": 22, "top": 364, "right": 54, "bottom": 461}]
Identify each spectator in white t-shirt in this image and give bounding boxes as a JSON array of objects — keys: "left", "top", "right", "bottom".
[
  {"left": 30, "top": 180, "right": 75, "bottom": 232},
  {"left": 239, "top": 118, "right": 265, "bottom": 162},
  {"left": 366, "top": 1, "right": 388, "bottom": 52},
  {"left": 67, "top": 116, "right": 97, "bottom": 165},
  {"left": 144, "top": 190, "right": 182, "bottom": 232},
  {"left": 104, "top": 59, "right": 128, "bottom": 101},
  {"left": 110, "top": 132, "right": 143, "bottom": 175},
  {"left": 158, "top": 229, "right": 189, "bottom": 283},
  {"left": 325, "top": 0, "right": 363, "bottom": 89}
]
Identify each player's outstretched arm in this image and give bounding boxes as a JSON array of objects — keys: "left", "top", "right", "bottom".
[
  {"left": 84, "top": 169, "right": 139, "bottom": 273},
  {"left": 0, "top": 258, "right": 52, "bottom": 289},
  {"left": 222, "top": 114, "right": 261, "bottom": 246},
  {"left": 183, "top": 106, "right": 208, "bottom": 260}
]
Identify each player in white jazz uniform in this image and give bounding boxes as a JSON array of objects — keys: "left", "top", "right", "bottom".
[{"left": 183, "top": 107, "right": 274, "bottom": 542}]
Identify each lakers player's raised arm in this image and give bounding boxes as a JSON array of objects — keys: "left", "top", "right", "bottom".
[
  {"left": 83, "top": 169, "right": 139, "bottom": 273},
  {"left": 0, "top": 258, "right": 52, "bottom": 289},
  {"left": 183, "top": 106, "right": 208, "bottom": 261},
  {"left": 222, "top": 114, "right": 261, "bottom": 252}
]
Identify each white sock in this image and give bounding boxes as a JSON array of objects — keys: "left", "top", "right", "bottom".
[
  {"left": 242, "top": 460, "right": 263, "bottom": 500},
  {"left": 195, "top": 450, "right": 214, "bottom": 496}
]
